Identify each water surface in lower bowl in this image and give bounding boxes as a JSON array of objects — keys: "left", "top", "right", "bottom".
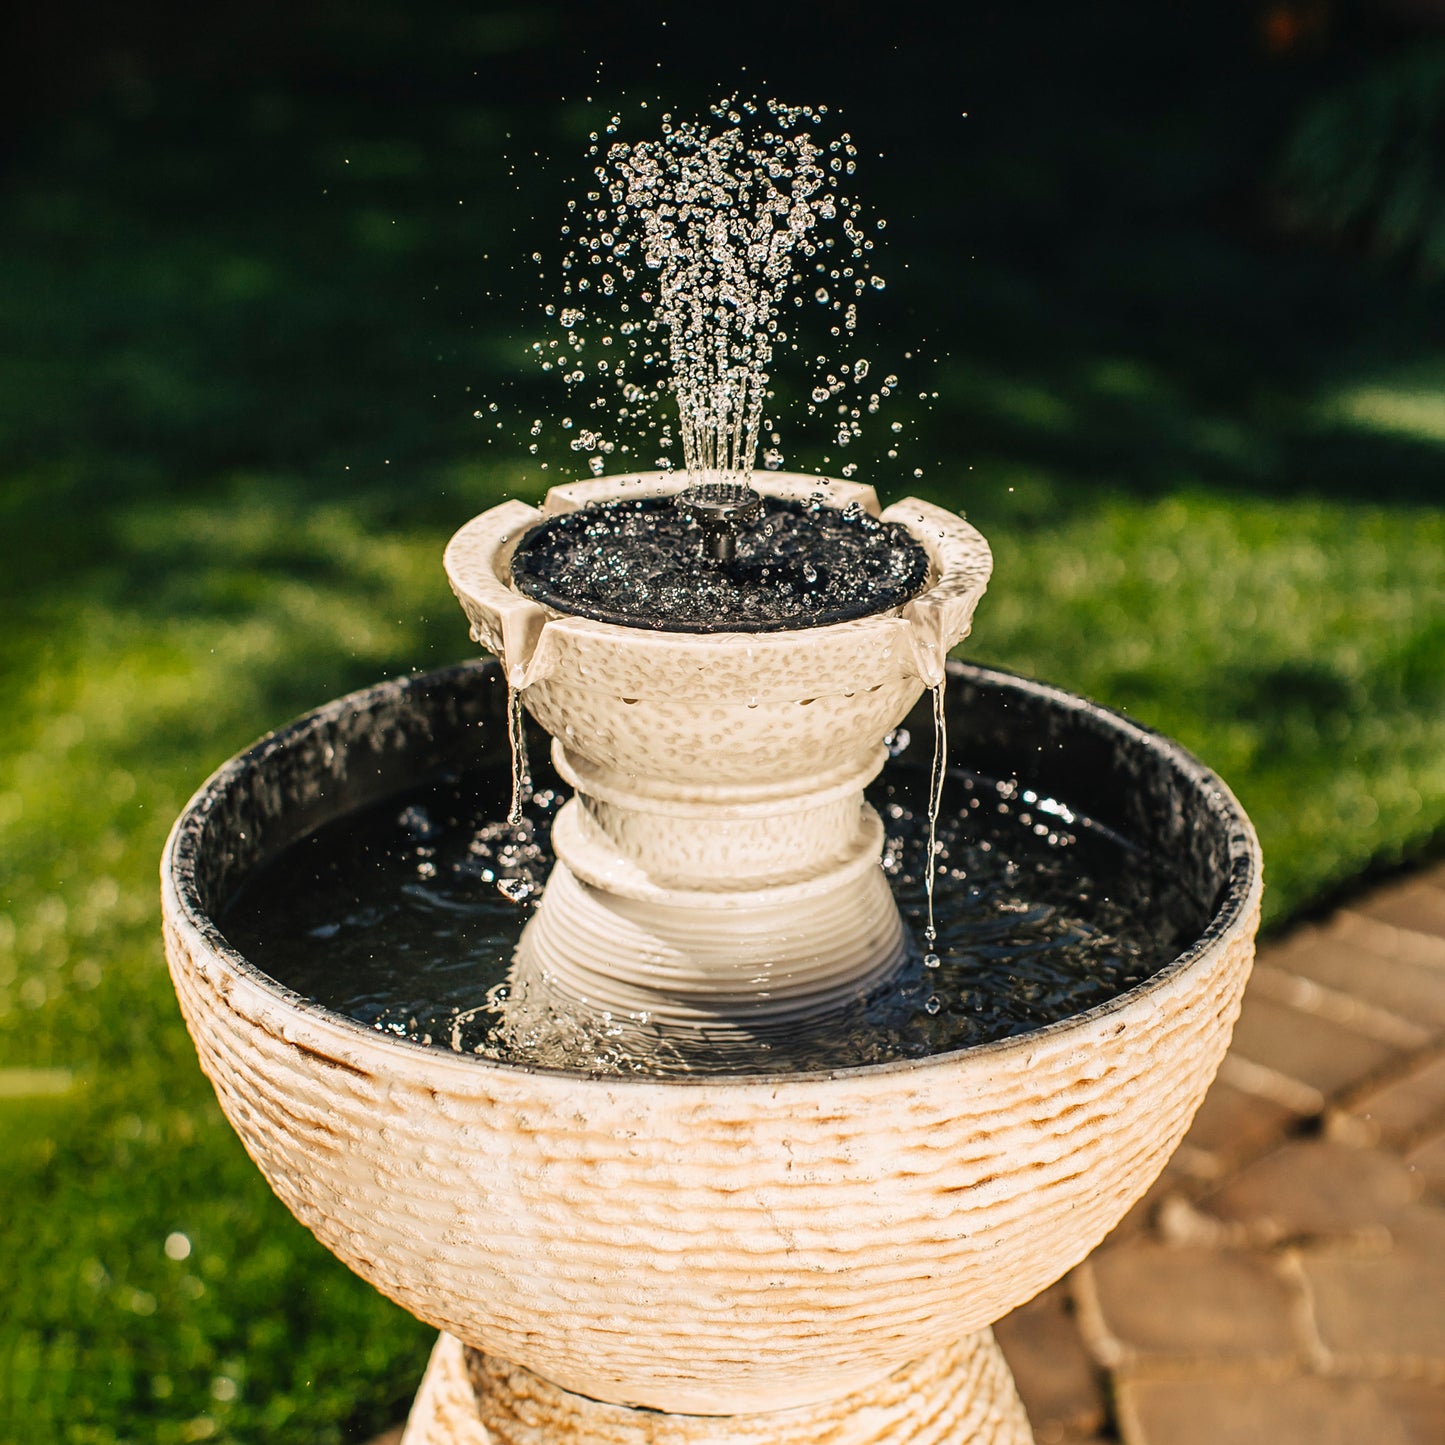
[{"left": 220, "top": 740, "right": 1209, "bottom": 1076}]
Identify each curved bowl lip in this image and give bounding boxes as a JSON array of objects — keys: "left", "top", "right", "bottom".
[
  {"left": 163, "top": 658, "right": 1263, "bottom": 1091},
  {"left": 442, "top": 473, "right": 994, "bottom": 686}
]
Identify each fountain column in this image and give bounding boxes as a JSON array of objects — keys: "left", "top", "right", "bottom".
[
  {"left": 404, "top": 1333, "right": 1034, "bottom": 1445},
  {"left": 524, "top": 741, "right": 905, "bottom": 1025}
]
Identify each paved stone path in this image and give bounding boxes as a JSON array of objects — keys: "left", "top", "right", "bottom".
[
  {"left": 369, "top": 863, "right": 1445, "bottom": 1445},
  {"left": 995, "top": 861, "right": 1445, "bottom": 1445}
]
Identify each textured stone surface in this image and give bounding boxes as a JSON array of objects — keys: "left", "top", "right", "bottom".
[
  {"left": 165, "top": 890, "right": 1259, "bottom": 1413},
  {"left": 1116, "top": 1374, "right": 1432, "bottom": 1445},
  {"left": 401, "top": 1332, "right": 1035, "bottom": 1445},
  {"left": 521, "top": 824, "right": 907, "bottom": 1025},
  {"left": 1198, "top": 1139, "right": 1419, "bottom": 1242},
  {"left": 163, "top": 656, "right": 1261, "bottom": 1424},
  {"left": 440, "top": 474, "right": 994, "bottom": 1024},
  {"left": 1078, "top": 1246, "right": 1302, "bottom": 1366},
  {"left": 1094, "top": 1167, "right": 1191, "bottom": 1249},
  {"left": 444, "top": 472, "right": 991, "bottom": 712}
]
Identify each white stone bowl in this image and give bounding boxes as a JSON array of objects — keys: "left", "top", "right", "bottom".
[
  {"left": 161, "top": 660, "right": 1261, "bottom": 1416},
  {"left": 443, "top": 473, "right": 993, "bottom": 788}
]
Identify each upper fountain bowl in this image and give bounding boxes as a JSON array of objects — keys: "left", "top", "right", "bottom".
[{"left": 444, "top": 473, "right": 992, "bottom": 788}]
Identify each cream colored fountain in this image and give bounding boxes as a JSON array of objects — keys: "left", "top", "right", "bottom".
[
  {"left": 444, "top": 470, "right": 991, "bottom": 1037},
  {"left": 162, "top": 466, "right": 1263, "bottom": 1445}
]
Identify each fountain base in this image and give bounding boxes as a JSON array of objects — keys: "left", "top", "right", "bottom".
[{"left": 402, "top": 1333, "right": 1034, "bottom": 1445}]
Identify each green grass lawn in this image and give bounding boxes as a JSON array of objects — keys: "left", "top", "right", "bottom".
[{"left": 1, "top": 6, "right": 1442, "bottom": 1442}]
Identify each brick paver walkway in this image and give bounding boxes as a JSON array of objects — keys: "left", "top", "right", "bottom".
[
  {"left": 995, "top": 861, "right": 1445, "bottom": 1445},
  {"left": 369, "top": 863, "right": 1445, "bottom": 1445}
]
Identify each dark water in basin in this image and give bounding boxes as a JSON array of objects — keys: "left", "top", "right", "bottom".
[
  {"left": 219, "top": 739, "right": 1209, "bottom": 1076},
  {"left": 508, "top": 494, "right": 930, "bottom": 632}
]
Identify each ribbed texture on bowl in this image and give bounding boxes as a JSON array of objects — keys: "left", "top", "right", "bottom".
[
  {"left": 163, "top": 892, "right": 1255, "bottom": 1414},
  {"left": 516, "top": 856, "right": 907, "bottom": 1022}
]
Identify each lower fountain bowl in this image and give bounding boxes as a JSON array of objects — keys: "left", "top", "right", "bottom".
[{"left": 161, "top": 659, "right": 1260, "bottom": 1416}]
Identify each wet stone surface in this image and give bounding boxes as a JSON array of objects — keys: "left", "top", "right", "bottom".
[{"left": 508, "top": 495, "right": 931, "bottom": 632}]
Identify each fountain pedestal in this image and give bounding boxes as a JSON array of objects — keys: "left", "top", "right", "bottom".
[
  {"left": 404, "top": 1333, "right": 1033, "bottom": 1445},
  {"left": 520, "top": 741, "right": 904, "bottom": 1025}
]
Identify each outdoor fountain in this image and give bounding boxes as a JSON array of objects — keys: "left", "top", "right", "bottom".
[{"left": 160, "top": 100, "right": 1263, "bottom": 1443}]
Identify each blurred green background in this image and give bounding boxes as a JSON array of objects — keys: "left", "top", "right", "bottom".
[{"left": 1, "top": 2, "right": 1442, "bottom": 1440}]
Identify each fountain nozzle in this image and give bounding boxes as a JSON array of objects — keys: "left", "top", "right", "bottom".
[{"left": 676, "top": 482, "right": 763, "bottom": 563}]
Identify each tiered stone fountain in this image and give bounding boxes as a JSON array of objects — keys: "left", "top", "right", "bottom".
[
  {"left": 161, "top": 475, "right": 1261, "bottom": 1443},
  {"left": 159, "top": 97, "right": 1262, "bottom": 1445}
]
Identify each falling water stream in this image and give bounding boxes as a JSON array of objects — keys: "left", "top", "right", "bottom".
[
  {"left": 924, "top": 676, "right": 947, "bottom": 958},
  {"left": 504, "top": 685, "right": 530, "bottom": 828}
]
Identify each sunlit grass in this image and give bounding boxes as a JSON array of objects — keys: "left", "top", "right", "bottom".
[
  {"left": 973, "top": 494, "right": 1445, "bottom": 919},
  {"left": 1329, "top": 382, "right": 1445, "bottom": 443}
]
